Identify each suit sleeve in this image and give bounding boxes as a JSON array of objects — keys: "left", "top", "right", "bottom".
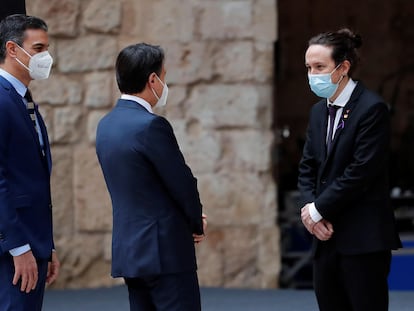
[
  {"left": 144, "top": 116, "right": 204, "bottom": 235},
  {"left": 298, "top": 110, "right": 318, "bottom": 206},
  {"left": 315, "top": 101, "right": 390, "bottom": 220},
  {"left": 0, "top": 103, "right": 29, "bottom": 253}
]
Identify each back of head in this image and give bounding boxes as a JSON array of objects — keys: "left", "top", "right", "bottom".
[
  {"left": 308, "top": 28, "right": 362, "bottom": 77},
  {"left": 0, "top": 14, "right": 48, "bottom": 63},
  {"left": 115, "top": 43, "right": 164, "bottom": 94}
]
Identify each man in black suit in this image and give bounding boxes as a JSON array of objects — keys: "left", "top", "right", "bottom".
[
  {"left": 298, "top": 29, "right": 401, "bottom": 311},
  {"left": 0, "top": 0, "right": 26, "bottom": 21}
]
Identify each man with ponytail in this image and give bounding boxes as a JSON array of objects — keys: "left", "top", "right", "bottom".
[{"left": 298, "top": 29, "right": 401, "bottom": 311}]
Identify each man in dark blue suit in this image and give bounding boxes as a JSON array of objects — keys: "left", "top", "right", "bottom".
[
  {"left": 0, "top": 15, "right": 59, "bottom": 311},
  {"left": 96, "top": 43, "right": 207, "bottom": 311}
]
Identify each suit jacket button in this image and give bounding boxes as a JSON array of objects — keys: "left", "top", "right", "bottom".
[
  {"left": 0, "top": 233, "right": 4, "bottom": 240},
  {"left": 321, "top": 180, "right": 327, "bottom": 184}
]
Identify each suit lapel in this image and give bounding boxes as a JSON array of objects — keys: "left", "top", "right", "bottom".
[
  {"left": 0, "top": 76, "right": 50, "bottom": 172},
  {"left": 320, "top": 82, "right": 364, "bottom": 171},
  {"left": 35, "top": 106, "right": 52, "bottom": 173}
]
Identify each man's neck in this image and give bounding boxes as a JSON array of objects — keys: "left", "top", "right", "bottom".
[{"left": 0, "top": 63, "right": 30, "bottom": 87}]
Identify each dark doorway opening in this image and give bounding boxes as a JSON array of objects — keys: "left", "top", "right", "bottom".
[{"left": 274, "top": 0, "right": 414, "bottom": 288}]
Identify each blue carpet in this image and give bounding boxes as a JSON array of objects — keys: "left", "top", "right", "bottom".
[{"left": 43, "top": 286, "right": 414, "bottom": 311}]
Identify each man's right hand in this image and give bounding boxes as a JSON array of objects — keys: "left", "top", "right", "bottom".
[
  {"left": 12, "top": 250, "right": 38, "bottom": 293},
  {"left": 312, "top": 220, "right": 334, "bottom": 241}
]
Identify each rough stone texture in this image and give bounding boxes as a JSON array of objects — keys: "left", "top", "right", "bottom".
[
  {"left": 57, "top": 36, "right": 118, "bottom": 73},
  {"left": 27, "top": 0, "right": 80, "bottom": 37},
  {"left": 31, "top": 74, "right": 83, "bottom": 106},
  {"left": 50, "top": 147, "right": 74, "bottom": 238},
  {"left": 83, "top": 0, "right": 122, "bottom": 34},
  {"left": 87, "top": 111, "right": 108, "bottom": 143},
  {"left": 84, "top": 72, "right": 113, "bottom": 108},
  {"left": 73, "top": 147, "right": 112, "bottom": 232},
  {"left": 27, "top": 0, "right": 279, "bottom": 289},
  {"left": 53, "top": 107, "right": 83, "bottom": 143}
]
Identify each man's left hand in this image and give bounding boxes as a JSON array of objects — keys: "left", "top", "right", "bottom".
[
  {"left": 46, "top": 251, "right": 60, "bottom": 286},
  {"left": 193, "top": 213, "right": 207, "bottom": 244}
]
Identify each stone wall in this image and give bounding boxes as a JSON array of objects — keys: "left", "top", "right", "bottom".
[{"left": 27, "top": 0, "right": 279, "bottom": 289}]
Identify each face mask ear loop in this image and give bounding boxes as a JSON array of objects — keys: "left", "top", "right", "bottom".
[
  {"left": 14, "top": 43, "right": 34, "bottom": 73},
  {"left": 15, "top": 57, "right": 32, "bottom": 73},
  {"left": 155, "top": 74, "right": 165, "bottom": 87},
  {"left": 151, "top": 87, "right": 160, "bottom": 101}
]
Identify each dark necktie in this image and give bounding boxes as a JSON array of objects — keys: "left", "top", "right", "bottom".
[
  {"left": 24, "top": 89, "right": 37, "bottom": 128},
  {"left": 327, "top": 105, "right": 340, "bottom": 152}
]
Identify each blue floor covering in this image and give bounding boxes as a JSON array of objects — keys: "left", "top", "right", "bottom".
[{"left": 43, "top": 286, "right": 414, "bottom": 310}]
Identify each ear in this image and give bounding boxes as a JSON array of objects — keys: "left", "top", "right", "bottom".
[
  {"left": 5, "top": 41, "right": 18, "bottom": 58},
  {"left": 341, "top": 60, "right": 351, "bottom": 76},
  {"left": 148, "top": 72, "right": 157, "bottom": 85}
]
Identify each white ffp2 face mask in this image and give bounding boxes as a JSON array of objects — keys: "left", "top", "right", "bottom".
[
  {"left": 15, "top": 44, "right": 53, "bottom": 80},
  {"left": 151, "top": 75, "right": 168, "bottom": 108}
]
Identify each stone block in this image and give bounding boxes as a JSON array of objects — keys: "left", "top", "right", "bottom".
[
  {"left": 57, "top": 36, "right": 117, "bottom": 73},
  {"left": 218, "top": 129, "right": 272, "bottom": 172},
  {"left": 213, "top": 41, "right": 254, "bottom": 82},
  {"left": 126, "top": 0, "right": 195, "bottom": 43},
  {"left": 222, "top": 226, "right": 260, "bottom": 287},
  {"left": 83, "top": 0, "right": 122, "bottom": 33},
  {"left": 52, "top": 234, "right": 120, "bottom": 289},
  {"left": 197, "top": 172, "right": 265, "bottom": 226},
  {"left": 198, "top": 1, "right": 253, "bottom": 40},
  {"left": 27, "top": 0, "right": 80, "bottom": 37},
  {"left": 30, "top": 74, "right": 83, "bottom": 106},
  {"left": 253, "top": 0, "right": 277, "bottom": 42},
  {"left": 161, "top": 86, "right": 188, "bottom": 119},
  {"left": 84, "top": 72, "right": 113, "bottom": 108},
  {"left": 73, "top": 147, "right": 112, "bottom": 232},
  {"left": 196, "top": 228, "right": 225, "bottom": 286},
  {"left": 53, "top": 107, "right": 83, "bottom": 143},
  {"left": 50, "top": 147, "right": 74, "bottom": 238},
  {"left": 186, "top": 84, "right": 263, "bottom": 129},
  {"left": 171, "top": 119, "right": 221, "bottom": 174},
  {"left": 254, "top": 41, "right": 275, "bottom": 83},
  {"left": 87, "top": 111, "right": 108, "bottom": 144},
  {"left": 257, "top": 227, "right": 280, "bottom": 288},
  {"left": 164, "top": 42, "right": 214, "bottom": 84}
]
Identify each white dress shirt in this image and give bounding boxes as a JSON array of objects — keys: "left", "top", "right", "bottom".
[
  {"left": 121, "top": 94, "right": 153, "bottom": 113},
  {"left": 309, "top": 79, "right": 357, "bottom": 222}
]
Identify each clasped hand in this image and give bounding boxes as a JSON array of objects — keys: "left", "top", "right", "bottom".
[
  {"left": 301, "top": 204, "right": 334, "bottom": 241},
  {"left": 193, "top": 213, "right": 208, "bottom": 244}
]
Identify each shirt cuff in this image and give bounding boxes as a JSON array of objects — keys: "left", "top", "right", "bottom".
[
  {"left": 9, "top": 244, "right": 31, "bottom": 256},
  {"left": 309, "top": 202, "right": 323, "bottom": 223}
]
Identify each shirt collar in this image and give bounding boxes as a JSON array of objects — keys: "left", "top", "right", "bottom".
[
  {"left": 327, "top": 78, "right": 357, "bottom": 108},
  {"left": 0, "top": 68, "right": 27, "bottom": 98},
  {"left": 120, "top": 94, "right": 153, "bottom": 113}
]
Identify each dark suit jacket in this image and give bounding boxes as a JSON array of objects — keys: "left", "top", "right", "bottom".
[
  {"left": 0, "top": 76, "right": 53, "bottom": 260},
  {"left": 0, "top": 0, "right": 26, "bottom": 21},
  {"left": 298, "top": 82, "right": 401, "bottom": 254},
  {"left": 96, "top": 99, "right": 204, "bottom": 278}
]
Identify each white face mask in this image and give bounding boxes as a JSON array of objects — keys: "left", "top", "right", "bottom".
[
  {"left": 15, "top": 44, "right": 53, "bottom": 80},
  {"left": 151, "top": 74, "right": 168, "bottom": 108}
]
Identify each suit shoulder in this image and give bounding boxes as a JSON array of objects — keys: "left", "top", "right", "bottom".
[{"left": 358, "top": 87, "right": 389, "bottom": 111}]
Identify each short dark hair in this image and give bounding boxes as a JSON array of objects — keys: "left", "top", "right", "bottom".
[
  {"left": 115, "top": 43, "right": 164, "bottom": 94},
  {"left": 0, "top": 14, "right": 48, "bottom": 63},
  {"left": 309, "top": 28, "right": 362, "bottom": 77}
]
